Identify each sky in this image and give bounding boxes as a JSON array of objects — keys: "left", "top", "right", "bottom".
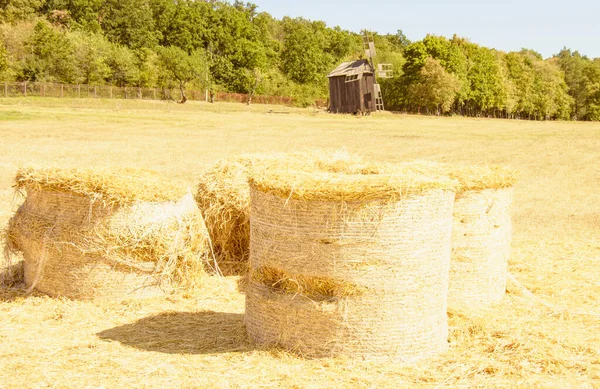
[{"left": 251, "top": 0, "right": 600, "bottom": 59}]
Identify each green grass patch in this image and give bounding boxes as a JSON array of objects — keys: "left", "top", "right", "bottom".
[{"left": 0, "top": 110, "right": 36, "bottom": 121}]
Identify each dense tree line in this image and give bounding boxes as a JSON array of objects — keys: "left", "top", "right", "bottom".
[{"left": 0, "top": 0, "right": 599, "bottom": 120}]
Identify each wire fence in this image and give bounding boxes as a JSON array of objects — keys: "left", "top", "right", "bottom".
[{"left": 0, "top": 82, "right": 325, "bottom": 107}]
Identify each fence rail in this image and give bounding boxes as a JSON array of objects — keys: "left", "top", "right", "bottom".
[{"left": 0, "top": 82, "right": 320, "bottom": 107}]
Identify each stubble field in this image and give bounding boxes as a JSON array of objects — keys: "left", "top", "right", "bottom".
[{"left": 0, "top": 97, "right": 598, "bottom": 388}]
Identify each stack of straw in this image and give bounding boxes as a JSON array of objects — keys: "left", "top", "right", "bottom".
[
  {"left": 244, "top": 152, "right": 459, "bottom": 361},
  {"left": 4, "top": 167, "right": 211, "bottom": 301}
]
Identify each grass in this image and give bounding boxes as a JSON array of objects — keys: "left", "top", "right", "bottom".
[{"left": 0, "top": 97, "right": 599, "bottom": 388}]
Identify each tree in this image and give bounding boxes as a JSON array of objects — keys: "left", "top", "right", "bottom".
[
  {"left": 0, "top": 0, "right": 44, "bottom": 22},
  {"left": 70, "top": 31, "right": 111, "bottom": 84},
  {"left": 406, "top": 56, "right": 460, "bottom": 114},
  {"left": 100, "top": 0, "right": 159, "bottom": 49},
  {"left": 19, "top": 21, "right": 75, "bottom": 82},
  {"left": 43, "top": 0, "right": 102, "bottom": 32},
  {"left": 105, "top": 44, "right": 140, "bottom": 86},
  {"left": 458, "top": 42, "right": 506, "bottom": 114},
  {"left": 0, "top": 41, "right": 10, "bottom": 80},
  {"left": 581, "top": 60, "right": 600, "bottom": 120},
  {"left": 505, "top": 51, "right": 536, "bottom": 118},
  {"left": 151, "top": 0, "right": 211, "bottom": 53},
  {"left": 157, "top": 45, "right": 208, "bottom": 103},
  {"left": 385, "top": 30, "right": 411, "bottom": 52},
  {"left": 280, "top": 17, "right": 331, "bottom": 84}
]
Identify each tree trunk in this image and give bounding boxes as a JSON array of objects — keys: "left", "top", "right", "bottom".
[
  {"left": 178, "top": 81, "right": 187, "bottom": 104},
  {"left": 247, "top": 74, "right": 262, "bottom": 105}
]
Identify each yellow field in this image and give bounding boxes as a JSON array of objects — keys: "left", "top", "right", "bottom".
[{"left": 0, "top": 97, "right": 598, "bottom": 388}]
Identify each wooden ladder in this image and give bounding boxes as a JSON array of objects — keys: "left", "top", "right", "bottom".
[{"left": 375, "top": 85, "right": 385, "bottom": 111}]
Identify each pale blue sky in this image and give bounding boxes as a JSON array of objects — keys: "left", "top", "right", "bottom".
[{"left": 251, "top": 0, "right": 599, "bottom": 59}]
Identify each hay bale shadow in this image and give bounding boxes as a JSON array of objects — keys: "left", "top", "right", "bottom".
[
  {"left": 0, "top": 260, "right": 29, "bottom": 302},
  {"left": 0, "top": 260, "right": 24, "bottom": 288},
  {"left": 97, "top": 311, "right": 250, "bottom": 355}
]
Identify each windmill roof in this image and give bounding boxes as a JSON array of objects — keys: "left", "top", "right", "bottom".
[{"left": 327, "top": 59, "right": 373, "bottom": 78}]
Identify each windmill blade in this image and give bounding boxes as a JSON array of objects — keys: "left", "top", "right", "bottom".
[{"left": 368, "top": 42, "right": 376, "bottom": 58}]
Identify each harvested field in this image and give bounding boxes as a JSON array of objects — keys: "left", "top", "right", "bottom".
[{"left": 0, "top": 97, "right": 599, "bottom": 388}]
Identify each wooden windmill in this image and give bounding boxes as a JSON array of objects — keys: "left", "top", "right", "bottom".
[{"left": 327, "top": 31, "right": 394, "bottom": 114}]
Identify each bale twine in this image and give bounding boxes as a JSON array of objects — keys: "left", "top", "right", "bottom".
[
  {"left": 5, "top": 167, "right": 211, "bottom": 301},
  {"left": 400, "top": 162, "right": 518, "bottom": 308},
  {"left": 244, "top": 156, "right": 458, "bottom": 361}
]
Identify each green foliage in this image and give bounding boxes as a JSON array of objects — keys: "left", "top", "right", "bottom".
[
  {"left": 581, "top": 59, "right": 600, "bottom": 121},
  {"left": 151, "top": 0, "right": 211, "bottom": 53},
  {"left": 19, "top": 21, "right": 75, "bottom": 82},
  {"left": 457, "top": 40, "right": 506, "bottom": 112},
  {"left": 0, "top": 41, "right": 10, "bottom": 80},
  {"left": 503, "top": 50, "right": 572, "bottom": 120},
  {"left": 384, "top": 30, "right": 411, "bottom": 52},
  {"left": 555, "top": 48, "right": 600, "bottom": 120},
  {"left": 135, "top": 47, "right": 159, "bottom": 87},
  {"left": 69, "top": 31, "right": 111, "bottom": 84},
  {"left": 406, "top": 57, "right": 460, "bottom": 114},
  {"left": 105, "top": 44, "right": 139, "bottom": 86},
  {"left": 157, "top": 45, "right": 208, "bottom": 95},
  {"left": 0, "top": 0, "right": 44, "bottom": 23},
  {"left": 43, "top": 0, "right": 102, "bottom": 32},
  {"left": 281, "top": 17, "right": 331, "bottom": 85},
  {"left": 100, "top": 0, "right": 159, "bottom": 49}
]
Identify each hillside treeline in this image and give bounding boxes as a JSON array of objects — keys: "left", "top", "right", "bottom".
[{"left": 0, "top": 0, "right": 599, "bottom": 120}]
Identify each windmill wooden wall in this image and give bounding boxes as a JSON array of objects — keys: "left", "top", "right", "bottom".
[{"left": 327, "top": 60, "right": 376, "bottom": 114}]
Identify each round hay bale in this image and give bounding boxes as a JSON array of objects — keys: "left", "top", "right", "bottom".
[
  {"left": 244, "top": 157, "right": 458, "bottom": 361},
  {"left": 447, "top": 166, "right": 517, "bottom": 308},
  {"left": 399, "top": 162, "right": 518, "bottom": 308},
  {"left": 5, "top": 167, "right": 211, "bottom": 301}
]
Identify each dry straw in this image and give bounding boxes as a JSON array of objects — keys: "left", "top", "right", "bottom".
[
  {"left": 398, "top": 161, "right": 518, "bottom": 308},
  {"left": 244, "top": 152, "right": 458, "bottom": 361},
  {"left": 5, "top": 167, "right": 212, "bottom": 301},
  {"left": 195, "top": 155, "right": 281, "bottom": 276}
]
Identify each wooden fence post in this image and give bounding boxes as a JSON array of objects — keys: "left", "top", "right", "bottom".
[
  {"left": 78, "top": 84, "right": 81, "bottom": 98},
  {"left": 138, "top": 87, "right": 142, "bottom": 99},
  {"left": 94, "top": 86, "right": 97, "bottom": 98},
  {"left": 23, "top": 81, "right": 26, "bottom": 97},
  {"left": 42, "top": 83, "right": 45, "bottom": 97},
  {"left": 153, "top": 88, "right": 156, "bottom": 100},
  {"left": 4, "top": 82, "right": 7, "bottom": 97}
]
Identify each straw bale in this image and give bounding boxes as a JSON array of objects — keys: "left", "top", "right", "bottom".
[
  {"left": 5, "top": 168, "right": 210, "bottom": 301},
  {"left": 448, "top": 187, "right": 514, "bottom": 308},
  {"left": 245, "top": 158, "right": 457, "bottom": 361},
  {"left": 395, "top": 161, "right": 517, "bottom": 308}
]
